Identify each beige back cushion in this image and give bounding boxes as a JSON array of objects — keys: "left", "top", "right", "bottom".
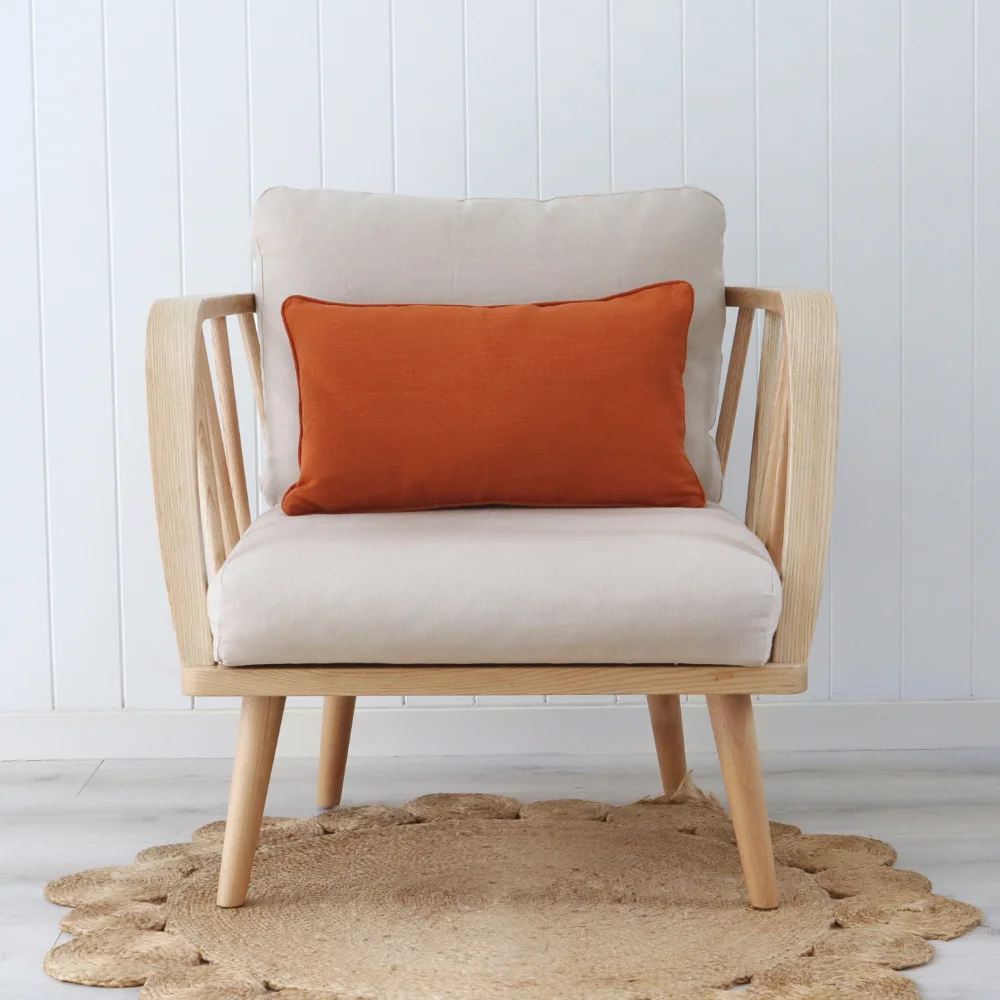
[{"left": 253, "top": 187, "right": 726, "bottom": 506}]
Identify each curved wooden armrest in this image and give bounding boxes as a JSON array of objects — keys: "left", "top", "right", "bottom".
[
  {"left": 147, "top": 294, "right": 256, "bottom": 666},
  {"left": 724, "top": 287, "right": 840, "bottom": 666}
]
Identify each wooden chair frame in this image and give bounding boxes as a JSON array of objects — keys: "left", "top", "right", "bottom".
[{"left": 146, "top": 286, "right": 839, "bottom": 909}]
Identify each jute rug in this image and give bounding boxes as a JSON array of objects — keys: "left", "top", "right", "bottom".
[{"left": 43, "top": 778, "right": 982, "bottom": 999}]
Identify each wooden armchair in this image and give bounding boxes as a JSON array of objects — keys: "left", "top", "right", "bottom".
[{"left": 146, "top": 190, "right": 838, "bottom": 911}]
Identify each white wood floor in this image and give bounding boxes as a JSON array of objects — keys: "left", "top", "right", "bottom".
[{"left": 2, "top": 750, "right": 997, "bottom": 999}]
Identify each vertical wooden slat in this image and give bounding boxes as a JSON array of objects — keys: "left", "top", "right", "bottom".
[
  {"left": 746, "top": 310, "right": 784, "bottom": 531},
  {"left": 210, "top": 317, "right": 251, "bottom": 534},
  {"left": 196, "top": 335, "right": 239, "bottom": 556},
  {"left": 753, "top": 348, "right": 789, "bottom": 569},
  {"left": 716, "top": 305, "right": 755, "bottom": 475},
  {"left": 195, "top": 406, "right": 226, "bottom": 577},
  {"left": 237, "top": 312, "right": 266, "bottom": 432}
]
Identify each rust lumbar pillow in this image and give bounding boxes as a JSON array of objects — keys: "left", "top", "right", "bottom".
[{"left": 280, "top": 281, "right": 706, "bottom": 515}]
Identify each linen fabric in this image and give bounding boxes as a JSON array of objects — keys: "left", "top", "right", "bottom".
[
  {"left": 281, "top": 282, "right": 705, "bottom": 515},
  {"left": 252, "top": 187, "right": 727, "bottom": 506},
  {"left": 207, "top": 504, "right": 781, "bottom": 666}
]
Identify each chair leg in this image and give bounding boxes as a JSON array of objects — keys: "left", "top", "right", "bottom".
[
  {"left": 317, "top": 695, "right": 356, "bottom": 809},
  {"left": 217, "top": 695, "right": 285, "bottom": 908},
  {"left": 706, "top": 693, "right": 779, "bottom": 910},
  {"left": 646, "top": 694, "right": 688, "bottom": 796}
]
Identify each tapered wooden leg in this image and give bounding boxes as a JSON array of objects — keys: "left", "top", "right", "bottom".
[
  {"left": 706, "top": 693, "right": 779, "bottom": 910},
  {"left": 317, "top": 695, "right": 356, "bottom": 809},
  {"left": 647, "top": 694, "right": 688, "bottom": 796},
  {"left": 217, "top": 695, "right": 285, "bottom": 908}
]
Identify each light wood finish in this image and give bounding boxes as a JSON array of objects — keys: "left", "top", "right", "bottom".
[
  {"left": 715, "top": 305, "right": 755, "bottom": 474},
  {"left": 317, "top": 696, "right": 356, "bottom": 809},
  {"left": 147, "top": 294, "right": 253, "bottom": 666},
  {"left": 181, "top": 663, "right": 808, "bottom": 697},
  {"left": 195, "top": 336, "right": 239, "bottom": 557},
  {"left": 237, "top": 312, "right": 266, "bottom": 432},
  {"left": 217, "top": 695, "right": 286, "bottom": 907},
  {"left": 210, "top": 317, "right": 251, "bottom": 535},
  {"left": 147, "top": 285, "right": 838, "bottom": 908},
  {"left": 707, "top": 693, "right": 779, "bottom": 909},
  {"left": 646, "top": 694, "right": 687, "bottom": 796}
]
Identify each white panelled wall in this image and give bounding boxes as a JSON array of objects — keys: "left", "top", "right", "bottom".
[{"left": 1, "top": 0, "right": 998, "bottom": 757}]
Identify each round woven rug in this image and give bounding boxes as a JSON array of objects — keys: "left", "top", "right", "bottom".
[{"left": 43, "top": 779, "right": 982, "bottom": 999}]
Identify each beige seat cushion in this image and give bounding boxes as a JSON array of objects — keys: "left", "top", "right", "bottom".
[
  {"left": 252, "top": 186, "right": 727, "bottom": 507},
  {"left": 208, "top": 506, "right": 781, "bottom": 667}
]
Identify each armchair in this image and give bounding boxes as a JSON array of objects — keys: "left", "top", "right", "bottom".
[{"left": 146, "top": 189, "right": 838, "bottom": 911}]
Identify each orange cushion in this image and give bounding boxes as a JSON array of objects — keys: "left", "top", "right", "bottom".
[{"left": 281, "top": 282, "right": 706, "bottom": 515}]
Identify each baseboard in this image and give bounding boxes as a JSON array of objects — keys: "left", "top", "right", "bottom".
[{"left": 1, "top": 699, "right": 998, "bottom": 760}]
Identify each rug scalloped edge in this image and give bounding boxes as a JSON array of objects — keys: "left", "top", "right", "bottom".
[{"left": 42, "top": 784, "right": 981, "bottom": 998}]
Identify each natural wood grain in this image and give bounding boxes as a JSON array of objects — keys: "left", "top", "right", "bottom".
[
  {"left": 707, "top": 693, "right": 778, "bottom": 909},
  {"left": 147, "top": 294, "right": 253, "bottom": 666},
  {"left": 317, "top": 696, "right": 356, "bottom": 809},
  {"left": 646, "top": 694, "right": 687, "bottom": 796},
  {"left": 754, "top": 343, "right": 789, "bottom": 567},
  {"left": 716, "top": 305, "right": 755, "bottom": 474},
  {"left": 237, "top": 312, "right": 266, "bottom": 433},
  {"left": 210, "top": 316, "right": 251, "bottom": 535},
  {"left": 769, "top": 291, "right": 840, "bottom": 665},
  {"left": 148, "top": 285, "right": 837, "bottom": 912},
  {"left": 195, "top": 407, "right": 226, "bottom": 576},
  {"left": 180, "top": 663, "right": 808, "bottom": 697},
  {"left": 195, "top": 337, "right": 239, "bottom": 556},
  {"left": 722, "top": 287, "right": 839, "bottom": 665},
  {"left": 746, "top": 308, "right": 784, "bottom": 532},
  {"left": 217, "top": 695, "right": 285, "bottom": 907}
]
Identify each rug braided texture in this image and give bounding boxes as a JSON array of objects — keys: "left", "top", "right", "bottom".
[{"left": 43, "top": 778, "right": 982, "bottom": 999}]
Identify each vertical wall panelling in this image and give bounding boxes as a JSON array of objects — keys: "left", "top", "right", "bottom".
[
  {"left": 0, "top": 0, "right": 52, "bottom": 711},
  {"left": 319, "top": 1, "right": 404, "bottom": 710},
  {"left": 465, "top": 0, "right": 538, "bottom": 198},
  {"left": 33, "top": 0, "right": 122, "bottom": 709},
  {"left": 537, "top": 0, "right": 610, "bottom": 199},
  {"left": 320, "top": 0, "right": 394, "bottom": 193},
  {"left": 606, "top": 0, "right": 683, "bottom": 709},
  {"left": 394, "top": 0, "right": 470, "bottom": 705},
  {"left": 177, "top": 0, "right": 255, "bottom": 711},
  {"left": 684, "top": 1, "right": 758, "bottom": 524},
  {"left": 974, "top": 0, "right": 1000, "bottom": 697},
  {"left": 466, "top": 0, "right": 542, "bottom": 707},
  {"left": 757, "top": 0, "right": 831, "bottom": 699},
  {"left": 248, "top": 0, "right": 323, "bottom": 712},
  {"left": 830, "top": 0, "right": 903, "bottom": 700},
  {"left": 610, "top": 0, "right": 683, "bottom": 192},
  {"left": 247, "top": 0, "right": 322, "bottom": 196},
  {"left": 105, "top": 0, "right": 187, "bottom": 710},
  {"left": 392, "top": 0, "right": 467, "bottom": 198},
  {"left": 901, "top": 0, "right": 975, "bottom": 700},
  {"left": 4, "top": 2, "right": 999, "bottom": 729},
  {"left": 536, "top": 0, "right": 613, "bottom": 705}
]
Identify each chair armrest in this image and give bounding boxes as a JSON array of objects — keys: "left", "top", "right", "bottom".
[
  {"left": 725, "top": 287, "right": 840, "bottom": 665},
  {"left": 147, "top": 294, "right": 256, "bottom": 667}
]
